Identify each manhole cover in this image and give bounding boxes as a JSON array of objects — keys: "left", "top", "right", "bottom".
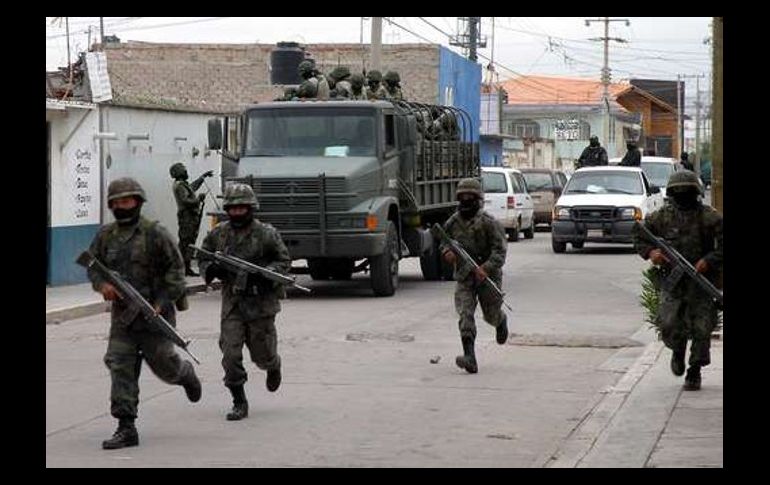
[
  {"left": 508, "top": 333, "right": 643, "bottom": 348},
  {"left": 345, "top": 332, "right": 415, "bottom": 343}
]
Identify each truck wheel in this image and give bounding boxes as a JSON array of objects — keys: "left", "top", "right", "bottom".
[
  {"left": 420, "top": 242, "right": 442, "bottom": 281},
  {"left": 308, "top": 258, "right": 331, "bottom": 280},
  {"left": 523, "top": 221, "right": 535, "bottom": 239},
  {"left": 507, "top": 227, "right": 520, "bottom": 242},
  {"left": 552, "top": 239, "right": 567, "bottom": 253},
  {"left": 370, "top": 221, "right": 399, "bottom": 296}
]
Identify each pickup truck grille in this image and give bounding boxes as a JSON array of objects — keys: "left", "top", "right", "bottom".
[{"left": 572, "top": 207, "right": 616, "bottom": 221}]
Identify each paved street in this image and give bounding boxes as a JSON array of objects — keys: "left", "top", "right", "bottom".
[{"left": 47, "top": 231, "right": 690, "bottom": 467}]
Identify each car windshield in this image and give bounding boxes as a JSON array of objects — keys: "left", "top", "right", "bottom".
[
  {"left": 565, "top": 171, "right": 644, "bottom": 195},
  {"left": 244, "top": 108, "right": 376, "bottom": 157},
  {"left": 522, "top": 172, "right": 552, "bottom": 191},
  {"left": 642, "top": 162, "right": 675, "bottom": 187},
  {"left": 482, "top": 172, "right": 507, "bottom": 193}
]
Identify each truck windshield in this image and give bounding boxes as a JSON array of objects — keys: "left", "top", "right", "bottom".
[{"left": 244, "top": 108, "right": 376, "bottom": 157}]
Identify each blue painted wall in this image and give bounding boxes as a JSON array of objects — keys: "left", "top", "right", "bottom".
[
  {"left": 48, "top": 224, "right": 100, "bottom": 286},
  {"left": 480, "top": 137, "right": 503, "bottom": 167},
  {"left": 438, "top": 46, "right": 481, "bottom": 143}
]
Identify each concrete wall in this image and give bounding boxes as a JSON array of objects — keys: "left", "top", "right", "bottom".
[
  {"left": 47, "top": 105, "right": 101, "bottom": 285},
  {"left": 438, "top": 46, "right": 481, "bottom": 142},
  {"left": 480, "top": 137, "right": 503, "bottom": 167},
  {"left": 100, "top": 105, "right": 221, "bottom": 253}
]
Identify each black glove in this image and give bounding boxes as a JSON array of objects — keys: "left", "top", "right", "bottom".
[
  {"left": 203, "top": 170, "right": 214, "bottom": 178},
  {"left": 204, "top": 263, "right": 225, "bottom": 285}
]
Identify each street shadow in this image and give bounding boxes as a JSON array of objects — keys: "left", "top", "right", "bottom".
[
  {"left": 565, "top": 245, "right": 637, "bottom": 255},
  {"left": 286, "top": 273, "right": 448, "bottom": 300}
]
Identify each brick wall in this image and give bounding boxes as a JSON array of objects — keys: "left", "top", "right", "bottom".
[{"left": 104, "top": 42, "right": 440, "bottom": 113}]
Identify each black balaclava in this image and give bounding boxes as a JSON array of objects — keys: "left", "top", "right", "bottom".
[
  {"left": 589, "top": 137, "right": 600, "bottom": 148},
  {"left": 669, "top": 187, "right": 699, "bottom": 210},
  {"left": 228, "top": 206, "right": 254, "bottom": 228},
  {"left": 112, "top": 200, "right": 142, "bottom": 226},
  {"left": 627, "top": 142, "right": 635, "bottom": 151},
  {"left": 458, "top": 196, "right": 481, "bottom": 219}
]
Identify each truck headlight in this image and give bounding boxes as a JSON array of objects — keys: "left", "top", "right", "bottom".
[
  {"left": 554, "top": 206, "right": 571, "bottom": 220},
  {"left": 619, "top": 207, "right": 642, "bottom": 220}
]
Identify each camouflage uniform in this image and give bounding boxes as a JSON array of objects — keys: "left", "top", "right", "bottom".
[
  {"left": 297, "top": 61, "right": 330, "bottom": 100},
  {"left": 365, "top": 70, "right": 384, "bottom": 100},
  {"left": 440, "top": 178, "right": 508, "bottom": 373},
  {"left": 170, "top": 162, "right": 211, "bottom": 275},
  {"left": 633, "top": 171, "right": 722, "bottom": 389},
  {"left": 382, "top": 71, "right": 404, "bottom": 101},
  {"left": 329, "top": 66, "right": 353, "bottom": 99},
  {"left": 199, "top": 184, "right": 291, "bottom": 420},
  {"left": 349, "top": 73, "right": 367, "bottom": 100},
  {"left": 87, "top": 178, "right": 200, "bottom": 449}
]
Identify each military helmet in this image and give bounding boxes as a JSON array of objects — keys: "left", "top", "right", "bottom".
[
  {"left": 456, "top": 178, "right": 483, "bottom": 198},
  {"left": 350, "top": 73, "right": 365, "bottom": 89},
  {"left": 169, "top": 162, "right": 187, "bottom": 179},
  {"left": 107, "top": 177, "right": 146, "bottom": 204},
  {"left": 384, "top": 70, "right": 400, "bottom": 83},
  {"left": 330, "top": 66, "right": 351, "bottom": 81},
  {"left": 366, "top": 70, "right": 382, "bottom": 83},
  {"left": 223, "top": 183, "right": 259, "bottom": 209},
  {"left": 298, "top": 60, "right": 315, "bottom": 75},
  {"left": 666, "top": 170, "right": 703, "bottom": 195}
]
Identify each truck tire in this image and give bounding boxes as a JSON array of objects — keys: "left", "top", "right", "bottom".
[
  {"left": 506, "top": 227, "right": 520, "bottom": 242},
  {"left": 420, "top": 243, "right": 442, "bottom": 281},
  {"left": 370, "top": 221, "right": 399, "bottom": 296},
  {"left": 552, "top": 239, "right": 567, "bottom": 253},
  {"left": 523, "top": 220, "right": 535, "bottom": 239}
]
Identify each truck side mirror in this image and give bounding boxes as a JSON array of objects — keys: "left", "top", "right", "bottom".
[
  {"left": 649, "top": 185, "right": 661, "bottom": 194},
  {"left": 208, "top": 118, "right": 223, "bottom": 150}
]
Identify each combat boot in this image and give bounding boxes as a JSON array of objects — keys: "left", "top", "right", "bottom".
[
  {"left": 670, "top": 350, "right": 686, "bottom": 377},
  {"left": 102, "top": 419, "right": 139, "bottom": 450},
  {"left": 226, "top": 385, "right": 249, "bottom": 421},
  {"left": 266, "top": 367, "right": 282, "bottom": 392},
  {"left": 185, "top": 265, "right": 199, "bottom": 277},
  {"left": 496, "top": 315, "right": 509, "bottom": 345},
  {"left": 182, "top": 366, "right": 202, "bottom": 402},
  {"left": 455, "top": 336, "right": 478, "bottom": 374},
  {"left": 683, "top": 365, "right": 702, "bottom": 391}
]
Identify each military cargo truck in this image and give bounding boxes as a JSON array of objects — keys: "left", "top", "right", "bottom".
[{"left": 207, "top": 100, "right": 479, "bottom": 296}]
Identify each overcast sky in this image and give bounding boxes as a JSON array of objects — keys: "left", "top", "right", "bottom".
[{"left": 46, "top": 17, "right": 713, "bottom": 110}]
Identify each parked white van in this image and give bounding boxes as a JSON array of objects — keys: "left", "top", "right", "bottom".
[{"left": 480, "top": 167, "right": 535, "bottom": 242}]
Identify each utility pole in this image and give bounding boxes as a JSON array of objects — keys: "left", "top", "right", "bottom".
[
  {"left": 680, "top": 73, "right": 706, "bottom": 169},
  {"left": 469, "top": 17, "right": 479, "bottom": 62},
  {"left": 371, "top": 17, "right": 382, "bottom": 72},
  {"left": 100, "top": 17, "right": 105, "bottom": 45},
  {"left": 585, "top": 17, "right": 629, "bottom": 152},
  {"left": 677, "top": 74, "right": 682, "bottom": 155},
  {"left": 712, "top": 17, "right": 722, "bottom": 214},
  {"left": 450, "top": 17, "right": 487, "bottom": 62}
]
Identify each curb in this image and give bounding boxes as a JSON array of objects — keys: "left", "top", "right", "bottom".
[
  {"left": 45, "top": 281, "right": 222, "bottom": 325},
  {"left": 545, "top": 340, "right": 664, "bottom": 468}
]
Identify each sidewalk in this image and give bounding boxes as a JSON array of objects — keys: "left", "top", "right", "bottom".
[
  {"left": 547, "top": 334, "right": 723, "bottom": 468},
  {"left": 46, "top": 276, "right": 219, "bottom": 324}
]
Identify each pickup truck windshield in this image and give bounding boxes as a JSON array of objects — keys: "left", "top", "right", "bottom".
[
  {"left": 565, "top": 171, "right": 643, "bottom": 195},
  {"left": 641, "top": 162, "right": 674, "bottom": 188},
  {"left": 244, "top": 108, "right": 376, "bottom": 157}
]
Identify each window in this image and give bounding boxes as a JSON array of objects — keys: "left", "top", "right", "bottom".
[
  {"left": 385, "top": 114, "right": 395, "bottom": 152},
  {"left": 444, "top": 86, "right": 454, "bottom": 106},
  {"left": 508, "top": 172, "right": 524, "bottom": 193},
  {"left": 508, "top": 120, "right": 540, "bottom": 139},
  {"left": 564, "top": 171, "right": 643, "bottom": 195},
  {"left": 481, "top": 172, "right": 508, "bottom": 193}
]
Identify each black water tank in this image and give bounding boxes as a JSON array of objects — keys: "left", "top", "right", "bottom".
[{"left": 270, "top": 42, "right": 305, "bottom": 85}]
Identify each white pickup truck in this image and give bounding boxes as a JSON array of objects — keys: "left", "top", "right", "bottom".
[{"left": 550, "top": 166, "right": 664, "bottom": 253}]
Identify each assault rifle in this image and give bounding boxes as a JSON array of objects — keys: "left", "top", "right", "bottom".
[
  {"left": 430, "top": 224, "right": 513, "bottom": 312},
  {"left": 636, "top": 222, "right": 723, "bottom": 310},
  {"left": 190, "top": 245, "right": 311, "bottom": 294},
  {"left": 76, "top": 251, "right": 201, "bottom": 364}
]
